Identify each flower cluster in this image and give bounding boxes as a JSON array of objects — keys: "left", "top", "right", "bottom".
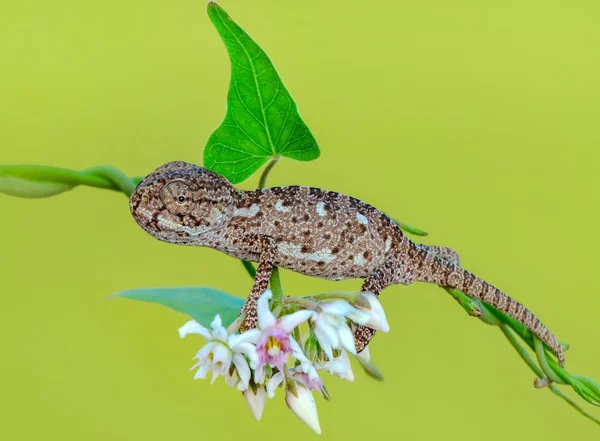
[{"left": 178, "top": 290, "right": 389, "bottom": 434}]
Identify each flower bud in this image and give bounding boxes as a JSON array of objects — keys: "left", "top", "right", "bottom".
[
  {"left": 285, "top": 384, "right": 321, "bottom": 434},
  {"left": 243, "top": 386, "right": 266, "bottom": 421},
  {"left": 356, "top": 292, "right": 389, "bottom": 332}
]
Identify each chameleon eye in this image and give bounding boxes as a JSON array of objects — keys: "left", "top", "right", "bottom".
[{"left": 161, "top": 180, "right": 193, "bottom": 215}]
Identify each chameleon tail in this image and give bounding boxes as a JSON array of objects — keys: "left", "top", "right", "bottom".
[{"left": 407, "top": 242, "right": 565, "bottom": 366}]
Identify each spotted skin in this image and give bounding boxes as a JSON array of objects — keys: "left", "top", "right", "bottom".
[{"left": 130, "top": 161, "right": 565, "bottom": 366}]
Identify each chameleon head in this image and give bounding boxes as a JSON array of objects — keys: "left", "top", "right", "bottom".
[{"left": 129, "top": 161, "right": 235, "bottom": 244}]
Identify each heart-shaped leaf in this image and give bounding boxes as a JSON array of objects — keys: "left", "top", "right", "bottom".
[
  {"left": 203, "top": 2, "right": 320, "bottom": 184},
  {"left": 113, "top": 286, "right": 244, "bottom": 328}
]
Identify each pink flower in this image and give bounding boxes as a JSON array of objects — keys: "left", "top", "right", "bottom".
[{"left": 255, "top": 290, "right": 313, "bottom": 372}]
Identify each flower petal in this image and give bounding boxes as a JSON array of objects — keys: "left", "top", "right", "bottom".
[
  {"left": 178, "top": 320, "right": 211, "bottom": 340},
  {"left": 290, "top": 337, "right": 311, "bottom": 366},
  {"left": 233, "top": 353, "right": 251, "bottom": 391},
  {"left": 234, "top": 341, "right": 259, "bottom": 368},
  {"left": 344, "top": 309, "right": 371, "bottom": 326},
  {"left": 254, "top": 365, "right": 266, "bottom": 385},
  {"left": 338, "top": 350, "right": 354, "bottom": 382},
  {"left": 210, "top": 314, "right": 229, "bottom": 342},
  {"left": 229, "top": 328, "right": 261, "bottom": 349},
  {"left": 319, "top": 300, "right": 356, "bottom": 316},
  {"left": 257, "top": 290, "right": 276, "bottom": 329},
  {"left": 195, "top": 341, "right": 216, "bottom": 364},
  {"left": 194, "top": 363, "right": 210, "bottom": 380},
  {"left": 266, "top": 372, "right": 284, "bottom": 398},
  {"left": 337, "top": 322, "right": 357, "bottom": 355},
  {"left": 226, "top": 368, "right": 240, "bottom": 389},
  {"left": 211, "top": 342, "right": 233, "bottom": 367},
  {"left": 313, "top": 326, "right": 335, "bottom": 361},
  {"left": 279, "top": 309, "right": 314, "bottom": 332}
]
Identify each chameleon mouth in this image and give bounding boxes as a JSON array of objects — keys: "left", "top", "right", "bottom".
[{"left": 136, "top": 207, "right": 207, "bottom": 237}]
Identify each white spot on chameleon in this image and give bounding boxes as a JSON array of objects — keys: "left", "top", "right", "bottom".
[
  {"left": 275, "top": 199, "right": 291, "bottom": 213},
  {"left": 278, "top": 242, "right": 336, "bottom": 263},
  {"left": 316, "top": 202, "right": 326, "bottom": 217},
  {"left": 353, "top": 253, "right": 366, "bottom": 266},
  {"left": 233, "top": 204, "right": 260, "bottom": 217},
  {"left": 385, "top": 236, "right": 392, "bottom": 253},
  {"left": 356, "top": 213, "right": 368, "bottom": 225}
]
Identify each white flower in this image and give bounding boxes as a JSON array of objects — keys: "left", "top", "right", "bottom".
[
  {"left": 286, "top": 384, "right": 321, "bottom": 435},
  {"left": 355, "top": 292, "right": 389, "bottom": 332},
  {"left": 312, "top": 300, "right": 370, "bottom": 361},
  {"left": 255, "top": 290, "right": 313, "bottom": 372},
  {"left": 179, "top": 315, "right": 260, "bottom": 391},
  {"left": 243, "top": 386, "right": 267, "bottom": 421},
  {"left": 316, "top": 349, "right": 354, "bottom": 381}
]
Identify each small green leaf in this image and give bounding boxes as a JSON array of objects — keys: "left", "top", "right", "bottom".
[
  {"left": 113, "top": 286, "right": 244, "bottom": 328},
  {"left": 204, "top": 2, "right": 320, "bottom": 184},
  {"left": 393, "top": 219, "right": 429, "bottom": 236}
]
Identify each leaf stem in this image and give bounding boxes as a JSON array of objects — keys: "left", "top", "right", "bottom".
[
  {"left": 241, "top": 260, "right": 257, "bottom": 279},
  {"left": 82, "top": 165, "right": 137, "bottom": 196},
  {"left": 283, "top": 296, "right": 319, "bottom": 311},
  {"left": 270, "top": 267, "right": 284, "bottom": 305},
  {"left": 258, "top": 156, "right": 280, "bottom": 189}
]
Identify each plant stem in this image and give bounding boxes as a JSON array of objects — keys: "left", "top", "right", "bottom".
[
  {"left": 501, "top": 325, "right": 600, "bottom": 426},
  {"left": 283, "top": 296, "right": 319, "bottom": 310},
  {"left": 533, "top": 336, "right": 567, "bottom": 385},
  {"left": 83, "top": 165, "right": 137, "bottom": 196},
  {"left": 241, "top": 260, "right": 257, "bottom": 279},
  {"left": 258, "top": 156, "right": 280, "bottom": 189},
  {"left": 270, "top": 267, "right": 284, "bottom": 305}
]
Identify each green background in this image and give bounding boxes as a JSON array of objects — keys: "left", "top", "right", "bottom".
[{"left": 1, "top": 0, "right": 599, "bottom": 439}]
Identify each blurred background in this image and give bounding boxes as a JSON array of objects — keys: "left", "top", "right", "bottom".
[{"left": 1, "top": 0, "right": 599, "bottom": 439}]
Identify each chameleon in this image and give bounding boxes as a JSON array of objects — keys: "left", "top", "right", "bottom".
[{"left": 129, "top": 161, "right": 565, "bottom": 366}]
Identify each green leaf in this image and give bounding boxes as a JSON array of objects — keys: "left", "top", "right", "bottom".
[
  {"left": 393, "top": 219, "right": 429, "bottom": 236},
  {"left": 113, "top": 286, "right": 244, "bottom": 328},
  {"left": 203, "top": 1, "right": 320, "bottom": 184}
]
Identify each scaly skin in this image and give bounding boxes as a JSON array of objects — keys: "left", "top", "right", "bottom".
[{"left": 129, "top": 161, "right": 565, "bottom": 366}]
